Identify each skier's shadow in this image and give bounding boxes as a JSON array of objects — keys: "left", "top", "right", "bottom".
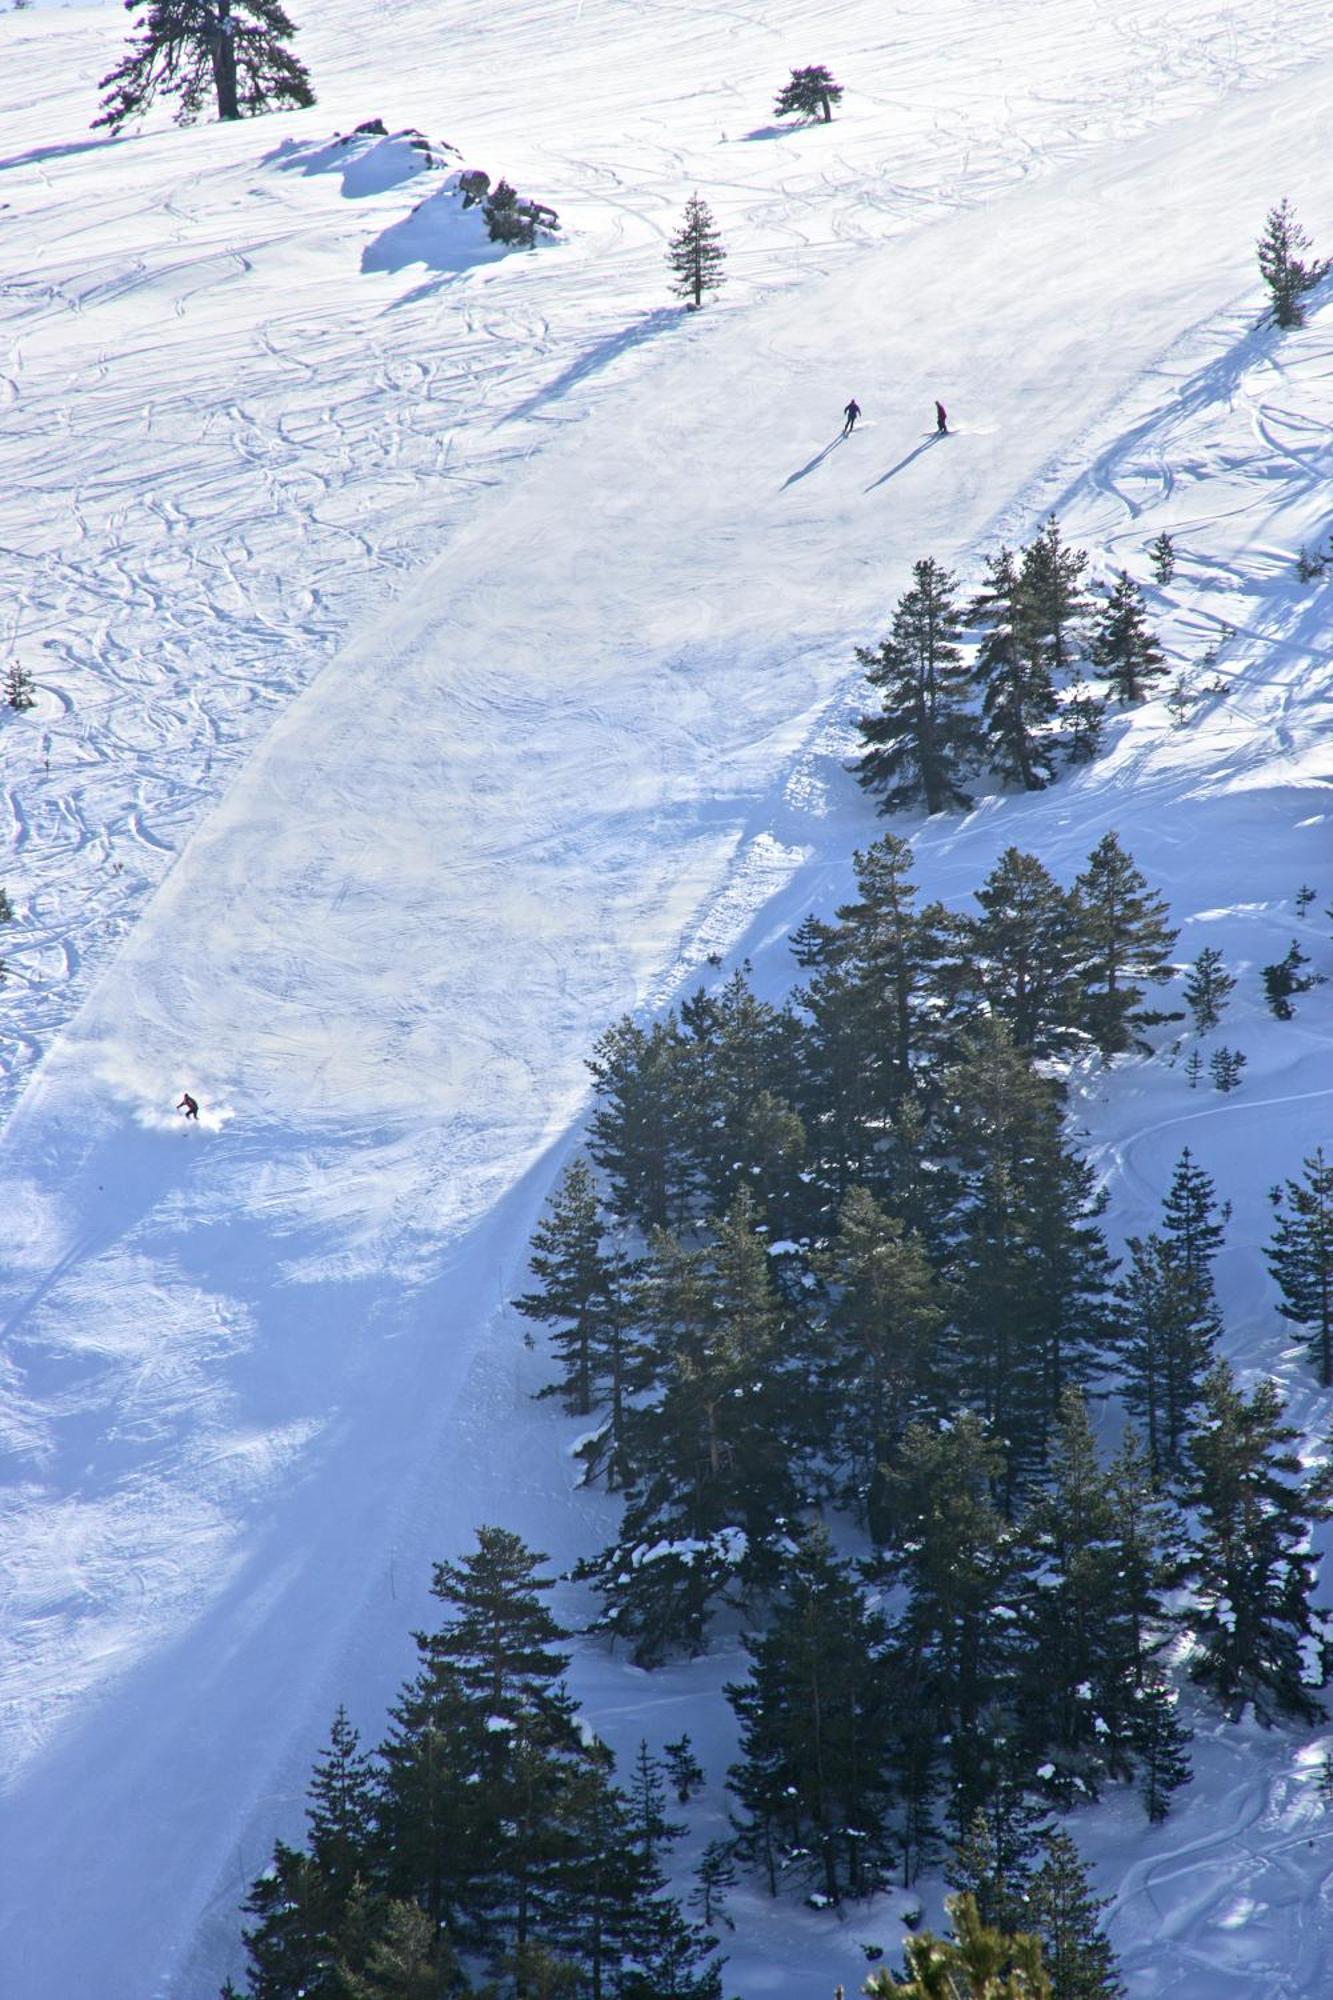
[
  {"left": 864, "top": 433, "right": 943, "bottom": 491},
  {"left": 781, "top": 434, "right": 846, "bottom": 489}
]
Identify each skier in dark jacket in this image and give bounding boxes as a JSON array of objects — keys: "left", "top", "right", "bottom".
[
  {"left": 177, "top": 1092, "right": 199, "bottom": 1120},
  {"left": 935, "top": 400, "right": 948, "bottom": 434},
  {"left": 842, "top": 398, "right": 861, "bottom": 436}
]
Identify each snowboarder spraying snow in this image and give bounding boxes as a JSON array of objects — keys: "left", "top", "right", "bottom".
[
  {"left": 935, "top": 400, "right": 948, "bottom": 434},
  {"left": 842, "top": 398, "right": 861, "bottom": 436},
  {"left": 177, "top": 1093, "right": 199, "bottom": 1120}
]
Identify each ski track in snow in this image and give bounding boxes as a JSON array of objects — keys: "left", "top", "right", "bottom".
[{"left": 4, "top": 1, "right": 1333, "bottom": 1995}]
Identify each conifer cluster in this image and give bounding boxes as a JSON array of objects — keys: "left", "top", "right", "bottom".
[{"left": 855, "top": 521, "right": 1169, "bottom": 813}]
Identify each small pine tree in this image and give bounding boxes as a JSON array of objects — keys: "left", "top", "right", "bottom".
[
  {"left": 1262, "top": 940, "right": 1318, "bottom": 1019},
  {"left": 854, "top": 558, "right": 982, "bottom": 816},
  {"left": 1268, "top": 1148, "right": 1333, "bottom": 1386},
  {"left": 1209, "top": 1046, "right": 1246, "bottom": 1093},
  {"left": 1019, "top": 517, "right": 1091, "bottom": 682},
  {"left": 1147, "top": 532, "right": 1177, "bottom": 586},
  {"left": 664, "top": 1732, "right": 706, "bottom": 1804},
  {"left": 773, "top": 64, "right": 844, "bottom": 123},
  {"left": 1089, "top": 572, "right": 1166, "bottom": 704},
  {"left": 5, "top": 661, "right": 35, "bottom": 710},
  {"left": 1295, "top": 884, "right": 1317, "bottom": 918},
  {"left": 667, "top": 193, "right": 726, "bottom": 310},
  {"left": 1184, "top": 1049, "right": 1203, "bottom": 1089},
  {"left": 1166, "top": 677, "right": 1192, "bottom": 729},
  {"left": 1183, "top": 946, "right": 1235, "bottom": 1033},
  {"left": 94, "top": 0, "right": 315, "bottom": 132},
  {"left": 1132, "top": 1676, "right": 1192, "bottom": 1824},
  {"left": 692, "top": 1841, "right": 737, "bottom": 1930},
  {"left": 1257, "top": 198, "right": 1330, "bottom": 330}
]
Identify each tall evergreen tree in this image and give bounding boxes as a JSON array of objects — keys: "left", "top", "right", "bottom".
[
  {"left": 795, "top": 835, "right": 953, "bottom": 1194},
  {"left": 1027, "top": 1831, "right": 1123, "bottom": 2000},
  {"left": 946, "top": 1783, "right": 1049, "bottom": 1939},
  {"left": 587, "top": 1015, "right": 696, "bottom": 1231},
  {"left": 1089, "top": 573, "right": 1166, "bottom": 704},
  {"left": 516, "top": 1159, "right": 634, "bottom": 1422},
  {"left": 667, "top": 195, "right": 726, "bottom": 309},
  {"left": 576, "top": 1196, "right": 801, "bottom": 1661},
  {"left": 964, "top": 849, "right": 1083, "bottom": 1056},
  {"left": 1071, "top": 833, "right": 1178, "bottom": 1057},
  {"left": 95, "top": 0, "right": 315, "bottom": 131},
  {"left": 939, "top": 1025, "right": 1116, "bottom": 1492},
  {"left": 814, "top": 1185, "right": 945, "bottom": 1532},
  {"left": 1183, "top": 1364, "right": 1333, "bottom": 1723},
  {"left": 677, "top": 972, "right": 805, "bottom": 1221},
  {"left": 968, "top": 547, "right": 1056, "bottom": 790},
  {"left": 880, "top": 1415, "right": 1022, "bottom": 1824},
  {"left": 1115, "top": 1233, "right": 1212, "bottom": 1481},
  {"left": 1256, "top": 198, "right": 1329, "bottom": 329},
  {"left": 727, "top": 1528, "right": 896, "bottom": 1903},
  {"left": 855, "top": 559, "right": 982, "bottom": 816},
  {"left": 1268, "top": 1148, "right": 1333, "bottom": 1385},
  {"left": 1018, "top": 517, "right": 1090, "bottom": 684}
]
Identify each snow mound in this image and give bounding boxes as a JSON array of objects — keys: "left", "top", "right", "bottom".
[
  {"left": 362, "top": 171, "right": 536, "bottom": 274},
  {"left": 267, "top": 124, "right": 454, "bottom": 199}
]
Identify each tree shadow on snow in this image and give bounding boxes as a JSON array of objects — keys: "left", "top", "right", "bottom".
[
  {"left": 738, "top": 123, "right": 794, "bottom": 143},
  {"left": 506, "top": 309, "right": 678, "bottom": 421},
  {"left": 864, "top": 433, "right": 943, "bottom": 491},
  {"left": 781, "top": 435, "right": 846, "bottom": 488}
]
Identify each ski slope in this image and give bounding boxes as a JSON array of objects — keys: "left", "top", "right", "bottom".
[{"left": 3, "top": 1, "right": 1333, "bottom": 1994}]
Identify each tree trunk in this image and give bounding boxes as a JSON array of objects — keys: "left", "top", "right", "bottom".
[{"left": 212, "top": 3, "right": 240, "bottom": 120}]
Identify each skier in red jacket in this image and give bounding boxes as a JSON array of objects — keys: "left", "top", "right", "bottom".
[
  {"left": 177, "top": 1092, "right": 199, "bottom": 1120},
  {"left": 935, "top": 400, "right": 948, "bottom": 434}
]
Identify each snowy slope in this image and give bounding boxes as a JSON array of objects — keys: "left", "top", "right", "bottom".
[{"left": 3, "top": 2, "right": 1333, "bottom": 1995}]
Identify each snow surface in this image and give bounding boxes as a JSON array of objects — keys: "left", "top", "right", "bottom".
[{"left": 3, "top": 0, "right": 1333, "bottom": 1994}]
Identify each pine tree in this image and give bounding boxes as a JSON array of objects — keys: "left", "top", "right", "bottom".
[
  {"left": 1115, "top": 1232, "right": 1214, "bottom": 1482},
  {"left": 1147, "top": 533, "right": 1177, "bottom": 586},
  {"left": 587, "top": 1014, "right": 696, "bottom": 1230},
  {"left": 773, "top": 64, "right": 844, "bottom": 122},
  {"left": 1072, "top": 833, "right": 1178, "bottom": 1057},
  {"left": 964, "top": 848, "right": 1083, "bottom": 1056},
  {"left": 335, "top": 1896, "right": 461, "bottom": 2000},
  {"left": 626, "top": 1742, "right": 685, "bottom": 1873},
  {"left": 95, "top": 0, "right": 315, "bottom": 132},
  {"left": 1182, "top": 946, "right": 1235, "bottom": 1032},
  {"left": 1209, "top": 1046, "right": 1246, "bottom": 1093},
  {"left": 940, "top": 1025, "right": 1116, "bottom": 1494},
  {"left": 692, "top": 1842, "right": 736, "bottom": 1930},
  {"left": 576, "top": 1195, "right": 801, "bottom": 1662},
  {"left": 1089, "top": 573, "right": 1166, "bottom": 705},
  {"left": 667, "top": 194, "right": 726, "bottom": 309},
  {"left": 1262, "top": 940, "right": 1317, "bottom": 1019},
  {"left": 1183, "top": 1363, "right": 1333, "bottom": 1723},
  {"left": 855, "top": 559, "right": 982, "bottom": 816},
  {"left": 1018, "top": 517, "right": 1090, "bottom": 684},
  {"left": 795, "top": 835, "right": 954, "bottom": 1192},
  {"left": 1268, "top": 1148, "right": 1333, "bottom": 1385},
  {"left": 880, "top": 1415, "right": 1021, "bottom": 1822},
  {"left": 968, "top": 547, "right": 1056, "bottom": 790},
  {"left": 946, "top": 1783, "right": 1049, "bottom": 1939},
  {"left": 1061, "top": 671, "right": 1105, "bottom": 765},
  {"left": 4, "top": 660, "right": 35, "bottom": 710},
  {"left": 664, "top": 1733, "right": 706, "bottom": 1804},
  {"left": 307, "top": 1706, "right": 378, "bottom": 1895},
  {"left": 235, "top": 1840, "right": 350, "bottom": 2000},
  {"left": 516, "top": 1158, "right": 631, "bottom": 1420},
  {"left": 1130, "top": 1675, "right": 1192, "bottom": 1825},
  {"left": 1027, "top": 1831, "right": 1123, "bottom": 2000},
  {"left": 1257, "top": 198, "right": 1330, "bottom": 330},
  {"left": 677, "top": 971, "right": 805, "bottom": 1220},
  {"left": 814, "top": 1185, "right": 944, "bottom": 1531},
  {"left": 726, "top": 1527, "right": 896, "bottom": 1903},
  {"left": 864, "top": 1893, "right": 1051, "bottom": 2000}
]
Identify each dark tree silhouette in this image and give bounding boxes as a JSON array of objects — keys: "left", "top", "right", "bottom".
[{"left": 95, "top": 0, "right": 315, "bottom": 132}]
